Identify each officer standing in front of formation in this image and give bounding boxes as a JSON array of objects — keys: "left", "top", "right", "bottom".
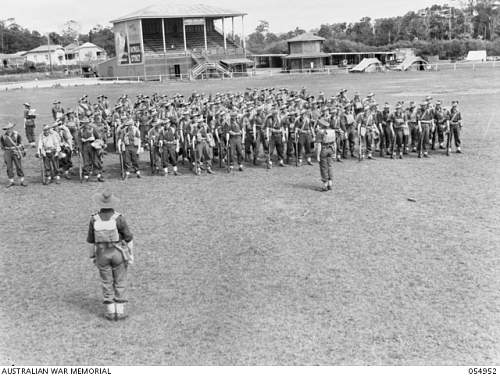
[
  {"left": 87, "top": 189, "right": 134, "bottom": 320},
  {"left": 1, "top": 122, "right": 27, "bottom": 187},
  {"left": 117, "top": 119, "right": 141, "bottom": 179},
  {"left": 54, "top": 120, "right": 74, "bottom": 179},
  {"left": 417, "top": 101, "right": 435, "bottom": 158},
  {"left": 37, "top": 124, "right": 62, "bottom": 184},
  {"left": 391, "top": 104, "right": 407, "bottom": 159},
  {"left": 448, "top": 100, "right": 463, "bottom": 154},
  {"left": 160, "top": 119, "right": 180, "bottom": 176},
  {"left": 23, "top": 103, "right": 37, "bottom": 148},
  {"left": 51, "top": 100, "right": 65, "bottom": 122},
  {"left": 316, "top": 119, "right": 336, "bottom": 191},
  {"left": 78, "top": 117, "right": 105, "bottom": 182},
  {"left": 228, "top": 112, "right": 245, "bottom": 172}
]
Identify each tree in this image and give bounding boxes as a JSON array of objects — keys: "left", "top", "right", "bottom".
[
  {"left": 61, "top": 20, "right": 82, "bottom": 44},
  {"left": 88, "top": 25, "right": 115, "bottom": 56},
  {"left": 347, "top": 17, "right": 374, "bottom": 44}
]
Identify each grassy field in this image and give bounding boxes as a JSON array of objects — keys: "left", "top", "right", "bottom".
[{"left": 0, "top": 69, "right": 499, "bottom": 365}]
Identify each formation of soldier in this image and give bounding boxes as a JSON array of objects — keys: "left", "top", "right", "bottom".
[{"left": 1, "top": 88, "right": 463, "bottom": 190}]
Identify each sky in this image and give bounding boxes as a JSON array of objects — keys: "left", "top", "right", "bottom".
[{"left": 2, "top": 0, "right": 451, "bottom": 34}]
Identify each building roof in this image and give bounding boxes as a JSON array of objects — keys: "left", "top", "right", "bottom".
[
  {"left": 65, "top": 42, "right": 105, "bottom": 53},
  {"left": 220, "top": 58, "right": 254, "bottom": 65},
  {"left": 287, "top": 33, "right": 325, "bottom": 43},
  {"left": 284, "top": 52, "right": 330, "bottom": 59},
  {"left": 26, "top": 44, "right": 64, "bottom": 54},
  {"left": 111, "top": 3, "right": 246, "bottom": 23}
]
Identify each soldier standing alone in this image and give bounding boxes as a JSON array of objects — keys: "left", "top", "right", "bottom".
[{"left": 87, "top": 189, "right": 134, "bottom": 320}]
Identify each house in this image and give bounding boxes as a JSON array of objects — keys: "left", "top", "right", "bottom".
[
  {"left": 0, "top": 52, "right": 26, "bottom": 68},
  {"left": 282, "top": 33, "right": 330, "bottom": 72},
  {"left": 24, "top": 45, "right": 66, "bottom": 66},
  {"left": 64, "top": 42, "right": 107, "bottom": 65}
]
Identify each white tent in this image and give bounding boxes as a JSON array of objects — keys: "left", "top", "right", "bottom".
[
  {"left": 394, "top": 56, "right": 429, "bottom": 71},
  {"left": 349, "top": 58, "right": 383, "bottom": 73},
  {"left": 465, "top": 50, "right": 487, "bottom": 62}
]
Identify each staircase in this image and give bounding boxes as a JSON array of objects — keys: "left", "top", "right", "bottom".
[{"left": 190, "top": 53, "right": 231, "bottom": 79}]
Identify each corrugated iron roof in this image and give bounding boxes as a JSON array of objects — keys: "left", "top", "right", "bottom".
[
  {"left": 220, "top": 58, "right": 253, "bottom": 65},
  {"left": 286, "top": 33, "right": 325, "bottom": 43},
  {"left": 284, "top": 52, "right": 330, "bottom": 59},
  {"left": 26, "top": 45, "right": 64, "bottom": 53},
  {"left": 111, "top": 3, "right": 246, "bottom": 23}
]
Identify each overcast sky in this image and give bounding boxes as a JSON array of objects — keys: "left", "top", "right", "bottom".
[{"left": 3, "top": 0, "right": 450, "bottom": 34}]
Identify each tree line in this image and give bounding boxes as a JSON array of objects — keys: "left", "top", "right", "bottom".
[
  {"left": 1, "top": 0, "right": 500, "bottom": 60},
  {"left": 247, "top": 0, "right": 500, "bottom": 59}
]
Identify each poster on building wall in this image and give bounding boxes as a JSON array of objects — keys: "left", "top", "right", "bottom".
[
  {"left": 127, "top": 20, "right": 143, "bottom": 64},
  {"left": 114, "top": 22, "right": 129, "bottom": 65}
]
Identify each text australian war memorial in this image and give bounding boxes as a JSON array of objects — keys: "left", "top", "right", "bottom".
[{"left": 97, "top": 3, "right": 253, "bottom": 80}]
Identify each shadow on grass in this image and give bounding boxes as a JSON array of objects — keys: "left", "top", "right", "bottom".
[{"left": 63, "top": 291, "right": 102, "bottom": 317}]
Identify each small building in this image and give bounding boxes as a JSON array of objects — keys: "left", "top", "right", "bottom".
[
  {"left": 65, "top": 42, "right": 107, "bottom": 65},
  {"left": 282, "top": 33, "right": 330, "bottom": 72},
  {"left": 24, "top": 44, "right": 66, "bottom": 66},
  {"left": 0, "top": 52, "right": 26, "bottom": 68}
]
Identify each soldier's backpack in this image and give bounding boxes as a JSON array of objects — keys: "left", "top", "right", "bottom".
[{"left": 93, "top": 212, "right": 120, "bottom": 243}]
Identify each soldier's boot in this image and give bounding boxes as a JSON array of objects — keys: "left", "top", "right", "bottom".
[
  {"left": 104, "top": 303, "right": 116, "bottom": 321},
  {"left": 399, "top": 152, "right": 403, "bottom": 159},
  {"left": 306, "top": 157, "right": 313, "bottom": 166},
  {"left": 125, "top": 172, "right": 130, "bottom": 180},
  {"left": 456, "top": 147, "right": 462, "bottom": 154},
  {"left": 327, "top": 180, "right": 333, "bottom": 191},
  {"left": 136, "top": 171, "right": 141, "bottom": 178},
  {"left": 6, "top": 179, "right": 15, "bottom": 188},
  {"left": 228, "top": 165, "right": 234, "bottom": 173},
  {"left": 239, "top": 164, "right": 243, "bottom": 172},
  {"left": 279, "top": 159, "right": 285, "bottom": 167},
  {"left": 173, "top": 166, "right": 180, "bottom": 176},
  {"left": 267, "top": 160, "right": 272, "bottom": 169},
  {"left": 84, "top": 175, "right": 90, "bottom": 182},
  {"left": 163, "top": 167, "right": 168, "bottom": 176},
  {"left": 97, "top": 174, "right": 105, "bottom": 182},
  {"left": 55, "top": 176, "right": 61, "bottom": 184},
  {"left": 391, "top": 153, "right": 395, "bottom": 159},
  {"left": 20, "top": 178, "right": 27, "bottom": 187},
  {"left": 439, "top": 142, "right": 445, "bottom": 149},
  {"left": 379, "top": 148, "right": 384, "bottom": 158},
  {"left": 321, "top": 182, "right": 329, "bottom": 192},
  {"left": 423, "top": 152, "right": 429, "bottom": 158},
  {"left": 115, "top": 303, "right": 127, "bottom": 320},
  {"left": 207, "top": 167, "right": 214, "bottom": 174},
  {"left": 367, "top": 152, "right": 373, "bottom": 160},
  {"left": 64, "top": 170, "right": 71, "bottom": 180},
  {"left": 30, "top": 142, "right": 36, "bottom": 148},
  {"left": 298, "top": 159, "right": 303, "bottom": 167},
  {"left": 253, "top": 155, "right": 258, "bottom": 165}
]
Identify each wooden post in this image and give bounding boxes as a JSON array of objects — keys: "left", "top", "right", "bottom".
[
  {"left": 204, "top": 19, "right": 208, "bottom": 52},
  {"left": 183, "top": 19, "right": 187, "bottom": 53},
  {"left": 162, "top": 18, "right": 166, "bottom": 54},
  {"left": 242, "top": 15, "right": 246, "bottom": 54},
  {"left": 222, "top": 18, "right": 227, "bottom": 52}
]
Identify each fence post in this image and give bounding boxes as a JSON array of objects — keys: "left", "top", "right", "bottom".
[{"left": 137, "top": 76, "right": 140, "bottom": 82}]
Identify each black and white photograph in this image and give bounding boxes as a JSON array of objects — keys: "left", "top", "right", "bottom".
[{"left": 0, "top": 0, "right": 499, "bottom": 370}]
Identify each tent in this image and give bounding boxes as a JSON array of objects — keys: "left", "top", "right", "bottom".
[
  {"left": 349, "top": 58, "right": 383, "bottom": 73},
  {"left": 394, "top": 56, "right": 429, "bottom": 71},
  {"left": 465, "top": 50, "right": 487, "bottom": 62}
]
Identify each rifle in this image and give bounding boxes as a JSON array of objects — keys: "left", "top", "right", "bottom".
[
  {"left": 117, "top": 141, "right": 126, "bottom": 180},
  {"left": 294, "top": 129, "right": 299, "bottom": 167},
  {"left": 192, "top": 136, "right": 199, "bottom": 175},
  {"left": 446, "top": 121, "right": 452, "bottom": 156},
  {"left": 78, "top": 150, "right": 83, "bottom": 183},
  {"left": 266, "top": 127, "right": 271, "bottom": 168},
  {"left": 149, "top": 139, "right": 154, "bottom": 174},
  {"left": 40, "top": 154, "right": 47, "bottom": 185},
  {"left": 225, "top": 133, "right": 232, "bottom": 173},
  {"left": 358, "top": 124, "right": 363, "bottom": 162}
]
